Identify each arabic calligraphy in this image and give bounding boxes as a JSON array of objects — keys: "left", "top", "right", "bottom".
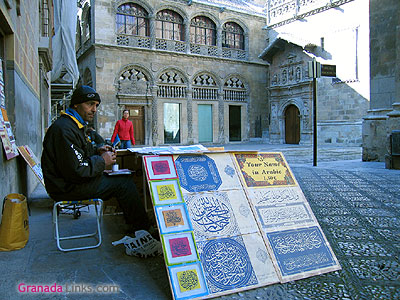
[
  {"left": 199, "top": 237, "right": 258, "bottom": 292},
  {"left": 256, "top": 204, "right": 312, "bottom": 228},
  {"left": 267, "top": 226, "right": 336, "bottom": 276},
  {"left": 185, "top": 192, "right": 239, "bottom": 239},
  {"left": 157, "top": 184, "right": 177, "bottom": 201},
  {"left": 163, "top": 209, "right": 184, "bottom": 227},
  {"left": 176, "top": 155, "right": 222, "bottom": 192},
  {"left": 151, "top": 160, "right": 171, "bottom": 175},
  {"left": 252, "top": 187, "right": 301, "bottom": 205},
  {"left": 271, "top": 228, "right": 323, "bottom": 255},
  {"left": 177, "top": 269, "right": 201, "bottom": 292},
  {"left": 170, "top": 237, "right": 192, "bottom": 258}
]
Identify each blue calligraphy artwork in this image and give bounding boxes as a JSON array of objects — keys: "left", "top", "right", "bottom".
[
  {"left": 197, "top": 236, "right": 258, "bottom": 293},
  {"left": 185, "top": 192, "right": 239, "bottom": 240},
  {"left": 175, "top": 155, "right": 222, "bottom": 192},
  {"left": 267, "top": 226, "right": 336, "bottom": 277}
]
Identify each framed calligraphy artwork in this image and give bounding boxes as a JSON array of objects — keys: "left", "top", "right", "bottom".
[
  {"left": 143, "top": 155, "right": 177, "bottom": 180},
  {"left": 196, "top": 236, "right": 259, "bottom": 293},
  {"left": 150, "top": 179, "right": 183, "bottom": 205},
  {"left": 168, "top": 262, "right": 208, "bottom": 300},
  {"left": 184, "top": 190, "right": 259, "bottom": 241},
  {"left": 266, "top": 226, "right": 339, "bottom": 282},
  {"left": 155, "top": 203, "right": 192, "bottom": 234},
  {"left": 162, "top": 231, "right": 199, "bottom": 266},
  {"left": 174, "top": 154, "right": 222, "bottom": 193}
]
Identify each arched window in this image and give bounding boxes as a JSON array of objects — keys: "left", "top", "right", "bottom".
[
  {"left": 155, "top": 10, "right": 184, "bottom": 41},
  {"left": 222, "top": 22, "right": 244, "bottom": 50},
  {"left": 82, "top": 5, "right": 91, "bottom": 42},
  {"left": 83, "top": 68, "right": 93, "bottom": 87},
  {"left": 223, "top": 76, "right": 247, "bottom": 101},
  {"left": 157, "top": 70, "right": 186, "bottom": 98},
  {"left": 116, "top": 3, "right": 149, "bottom": 36},
  {"left": 192, "top": 73, "right": 218, "bottom": 100},
  {"left": 190, "top": 16, "right": 216, "bottom": 46}
]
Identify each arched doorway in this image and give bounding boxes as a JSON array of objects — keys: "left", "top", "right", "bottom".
[{"left": 285, "top": 104, "right": 300, "bottom": 144}]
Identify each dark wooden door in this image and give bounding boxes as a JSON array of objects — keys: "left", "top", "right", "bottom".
[
  {"left": 285, "top": 105, "right": 300, "bottom": 144},
  {"left": 126, "top": 106, "right": 144, "bottom": 145},
  {"left": 229, "top": 105, "right": 241, "bottom": 141}
]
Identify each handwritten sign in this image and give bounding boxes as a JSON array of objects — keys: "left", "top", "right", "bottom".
[{"left": 234, "top": 153, "right": 296, "bottom": 187}]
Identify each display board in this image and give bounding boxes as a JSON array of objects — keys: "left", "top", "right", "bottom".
[
  {"left": 17, "top": 145, "right": 45, "bottom": 187},
  {"left": 143, "top": 152, "right": 340, "bottom": 300}
]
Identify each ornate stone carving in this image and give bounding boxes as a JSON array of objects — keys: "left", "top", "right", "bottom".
[{"left": 117, "top": 68, "right": 149, "bottom": 95}]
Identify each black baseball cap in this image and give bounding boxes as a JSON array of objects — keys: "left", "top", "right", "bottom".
[{"left": 70, "top": 85, "right": 101, "bottom": 107}]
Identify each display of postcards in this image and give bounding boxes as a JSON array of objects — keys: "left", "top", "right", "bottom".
[
  {"left": 233, "top": 152, "right": 297, "bottom": 188},
  {"left": 149, "top": 179, "right": 183, "bottom": 205},
  {"left": 174, "top": 153, "right": 242, "bottom": 194},
  {"left": 162, "top": 231, "right": 199, "bottom": 266},
  {"left": 196, "top": 233, "right": 278, "bottom": 294},
  {"left": 144, "top": 155, "right": 177, "bottom": 180},
  {"left": 168, "top": 262, "right": 208, "bottom": 300},
  {"left": 155, "top": 203, "right": 192, "bottom": 234},
  {"left": 184, "top": 190, "right": 259, "bottom": 241},
  {"left": 265, "top": 226, "right": 341, "bottom": 282}
]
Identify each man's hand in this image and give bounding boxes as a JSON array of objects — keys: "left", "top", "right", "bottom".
[
  {"left": 98, "top": 145, "right": 115, "bottom": 155},
  {"left": 101, "top": 151, "right": 117, "bottom": 168}
]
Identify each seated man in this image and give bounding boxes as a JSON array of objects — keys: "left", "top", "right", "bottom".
[{"left": 41, "top": 85, "right": 151, "bottom": 235}]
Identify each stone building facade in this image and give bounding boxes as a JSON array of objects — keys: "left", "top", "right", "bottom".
[
  {"left": 362, "top": 0, "right": 400, "bottom": 164},
  {"left": 260, "top": 0, "right": 369, "bottom": 146},
  {"left": 0, "top": 0, "right": 53, "bottom": 210},
  {"left": 76, "top": 0, "right": 269, "bottom": 146}
]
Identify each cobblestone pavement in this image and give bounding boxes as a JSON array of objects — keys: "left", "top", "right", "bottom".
[
  {"left": 216, "top": 160, "right": 400, "bottom": 300},
  {"left": 3, "top": 144, "right": 399, "bottom": 300}
]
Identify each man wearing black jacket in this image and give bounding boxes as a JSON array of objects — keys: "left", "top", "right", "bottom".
[{"left": 41, "top": 85, "right": 151, "bottom": 232}]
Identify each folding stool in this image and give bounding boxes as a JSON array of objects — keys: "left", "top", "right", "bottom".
[{"left": 53, "top": 198, "right": 103, "bottom": 252}]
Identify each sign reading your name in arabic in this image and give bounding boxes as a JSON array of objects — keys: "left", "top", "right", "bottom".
[{"left": 235, "top": 153, "right": 296, "bottom": 187}]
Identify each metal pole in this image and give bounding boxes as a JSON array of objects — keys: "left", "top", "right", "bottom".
[{"left": 313, "top": 76, "right": 317, "bottom": 166}]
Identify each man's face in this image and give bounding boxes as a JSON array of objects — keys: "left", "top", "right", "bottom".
[
  {"left": 123, "top": 111, "right": 129, "bottom": 120},
  {"left": 74, "top": 101, "right": 100, "bottom": 122}
]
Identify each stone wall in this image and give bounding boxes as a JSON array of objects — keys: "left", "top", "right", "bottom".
[
  {"left": 362, "top": 0, "right": 400, "bottom": 162},
  {"left": 0, "top": 1, "right": 52, "bottom": 220}
]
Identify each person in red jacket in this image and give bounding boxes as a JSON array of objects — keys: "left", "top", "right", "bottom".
[{"left": 111, "top": 109, "right": 136, "bottom": 149}]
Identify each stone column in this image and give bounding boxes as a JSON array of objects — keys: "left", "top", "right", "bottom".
[
  {"left": 216, "top": 27, "right": 222, "bottom": 57},
  {"left": 187, "top": 88, "right": 194, "bottom": 144},
  {"left": 151, "top": 86, "right": 158, "bottom": 145},
  {"left": 362, "top": 109, "right": 391, "bottom": 161},
  {"left": 185, "top": 20, "right": 190, "bottom": 54},
  {"left": 149, "top": 14, "right": 156, "bottom": 50},
  {"left": 386, "top": 102, "right": 400, "bottom": 168},
  {"left": 218, "top": 90, "right": 224, "bottom": 143}
]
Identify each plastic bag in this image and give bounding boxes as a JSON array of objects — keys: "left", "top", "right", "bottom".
[
  {"left": 0, "top": 193, "right": 29, "bottom": 251},
  {"left": 112, "top": 230, "right": 162, "bottom": 258}
]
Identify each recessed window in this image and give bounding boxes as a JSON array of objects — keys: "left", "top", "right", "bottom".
[
  {"left": 156, "top": 10, "right": 184, "bottom": 41},
  {"left": 164, "top": 103, "right": 181, "bottom": 144},
  {"left": 222, "top": 22, "right": 244, "bottom": 50},
  {"left": 116, "top": 3, "right": 149, "bottom": 36},
  {"left": 190, "top": 16, "right": 216, "bottom": 46}
]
